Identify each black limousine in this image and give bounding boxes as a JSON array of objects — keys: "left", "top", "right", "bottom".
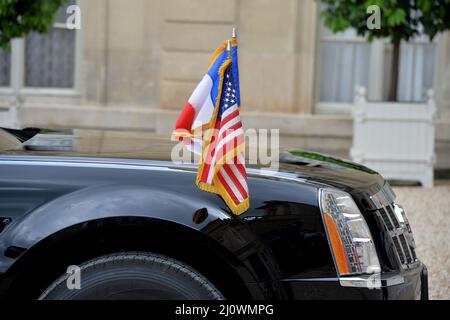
[{"left": 0, "top": 128, "right": 428, "bottom": 300}]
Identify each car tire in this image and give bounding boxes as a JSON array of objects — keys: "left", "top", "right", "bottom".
[{"left": 38, "top": 252, "right": 225, "bottom": 300}]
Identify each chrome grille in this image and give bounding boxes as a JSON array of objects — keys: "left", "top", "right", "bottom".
[
  {"left": 399, "top": 234, "right": 415, "bottom": 263},
  {"left": 375, "top": 204, "right": 418, "bottom": 269},
  {"left": 392, "top": 236, "right": 406, "bottom": 264},
  {"left": 379, "top": 208, "right": 395, "bottom": 230},
  {"left": 385, "top": 205, "right": 400, "bottom": 228}
]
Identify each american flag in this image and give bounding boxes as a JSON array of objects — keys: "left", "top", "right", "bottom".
[{"left": 197, "top": 63, "right": 249, "bottom": 214}]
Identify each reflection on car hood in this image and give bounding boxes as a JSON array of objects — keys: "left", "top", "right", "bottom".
[
  {"left": 277, "top": 150, "right": 384, "bottom": 191},
  {"left": 1, "top": 129, "right": 387, "bottom": 200}
]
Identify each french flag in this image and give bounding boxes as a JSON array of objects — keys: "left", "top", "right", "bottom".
[
  {"left": 172, "top": 38, "right": 249, "bottom": 215},
  {"left": 173, "top": 39, "right": 241, "bottom": 155}
]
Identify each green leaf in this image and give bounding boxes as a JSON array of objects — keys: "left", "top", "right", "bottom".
[
  {"left": 316, "top": 1, "right": 450, "bottom": 46},
  {"left": 0, "top": 0, "right": 69, "bottom": 50},
  {"left": 387, "top": 8, "right": 406, "bottom": 26}
]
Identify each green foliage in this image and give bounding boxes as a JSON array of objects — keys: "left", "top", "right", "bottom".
[
  {"left": 321, "top": 0, "right": 450, "bottom": 43},
  {"left": 0, "top": 0, "right": 68, "bottom": 50}
]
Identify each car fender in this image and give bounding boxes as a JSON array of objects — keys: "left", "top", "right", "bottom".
[{"left": 0, "top": 183, "right": 284, "bottom": 298}]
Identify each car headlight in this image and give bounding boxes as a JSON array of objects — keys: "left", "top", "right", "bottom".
[{"left": 319, "top": 189, "right": 381, "bottom": 276}]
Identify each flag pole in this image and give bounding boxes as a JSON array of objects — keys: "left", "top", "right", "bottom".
[
  {"left": 226, "top": 40, "right": 231, "bottom": 57},
  {"left": 232, "top": 27, "right": 237, "bottom": 39}
]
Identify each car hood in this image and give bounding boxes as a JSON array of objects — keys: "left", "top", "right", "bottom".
[
  {"left": 274, "top": 151, "right": 390, "bottom": 210},
  {"left": 0, "top": 150, "right": 389, "bottom": 211}
]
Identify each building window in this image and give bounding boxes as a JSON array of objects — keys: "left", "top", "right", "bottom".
[
  {"left": 0, "top": 0, "right": 79, "bottom": 96},
  {"left": 384, "top": 38, "right": 436, "bottom": 102},
  {"left": 318, "top": 28, "right": 371, "bottom": 104},
  {"left": 316, "top": 23, "right": 437, "bottom": 114},
  {"left": 25, "top": 29, "right": 76, "bottom": 88}
]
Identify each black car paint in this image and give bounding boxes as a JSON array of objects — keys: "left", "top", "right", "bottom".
[{"left": 0, "top": 152, "right": 426, "bottom": 300}]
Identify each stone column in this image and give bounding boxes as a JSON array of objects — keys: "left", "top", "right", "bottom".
[
  {"left": 293, "top": 0, "right": 319, "bottom": 114},
  {"left": 81, "top": 0, "right": 108, "bottom": 105}
]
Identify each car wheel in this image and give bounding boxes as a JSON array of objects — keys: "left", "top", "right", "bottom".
[{"left": 38, "top": 252, "right": 225, "bottom": 300}]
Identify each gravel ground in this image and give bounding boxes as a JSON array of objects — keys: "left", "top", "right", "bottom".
[{"left": 393, "top": 181, "right": 450, "bottom": 300}]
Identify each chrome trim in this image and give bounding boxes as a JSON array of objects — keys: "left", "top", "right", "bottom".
[
  {"left": 281, "top": 277, "right": 340, "bottom": 282},
  {"left": 0, "top": 159, "right": 190, "bottom": 173},
  {"left": 0, "top": 156, "right": 198, "bottom": 170},
  {"left": 0, "top": 156, "right": 309, "bottom": 184},
  {"left": 393, "top": 204, "right": 405, "bottom": 224},
  {"left": 369, "top": 183, "right": 396, "bottom": 210},
  {"left": 339, "top": 276, "right": 380, "bottom": 288},
  {"left": 283, "top": 275, "right": 405, "bottom": 289},
  {"left": 340, "top": 274, "right": 404, "bottom": 288}
]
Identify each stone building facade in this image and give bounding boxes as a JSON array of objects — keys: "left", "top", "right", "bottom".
[{"left": 0, "top": 0, "right": 449, "bottom": 167}]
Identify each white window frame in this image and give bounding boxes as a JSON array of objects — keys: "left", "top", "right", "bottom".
[
  {"left": 0, "top": 1, "right": 81, "bottom": 102},
  {"left": 314, "top": 23, "right": 441, "bottom": 115}
]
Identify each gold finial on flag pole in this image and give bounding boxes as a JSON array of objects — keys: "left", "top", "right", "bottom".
[
  {"left": 232, "top": 27, "right": 237, "bottom": 39},
  {"left": 226, "top": 39, "right": 231, "bottom": 57}
]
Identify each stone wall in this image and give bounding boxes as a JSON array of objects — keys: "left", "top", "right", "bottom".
[
  {"left": 13, "top": 0, "right": 450, "bottom": 168},
  {"left": 81, "top": 0, "right": 319, "bottom": 114}
]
